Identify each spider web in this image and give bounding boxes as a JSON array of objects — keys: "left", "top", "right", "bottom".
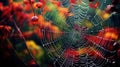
[
  {"left": 40, "top": 0, "right": 114, "bottom": 67},
  {"left": 5, "top": 0, "right": 119, "bottom": 67}
]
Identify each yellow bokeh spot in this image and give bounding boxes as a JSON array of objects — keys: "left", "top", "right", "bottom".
[
  {"left": 101, "top": 12, "right": 110, "bottom": 20},
  {"left": 96, "top": 9, "right": 110, "bottom": 20},
  {"left": 26, "top": 40, "right": 44, "bottom": 64},
  {"left": 84, "top": 20, "right": 93, "bottom": 28},
  {"left": 96, "top": 8, "right": 102, "bottom": 16},
  {"left": 26, "top": 40, "right": 40, "bottom": 49}
]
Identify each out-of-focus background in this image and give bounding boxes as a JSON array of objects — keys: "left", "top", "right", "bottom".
[{"left": 0, "top": 0, "right": 120, "bottom": 67}]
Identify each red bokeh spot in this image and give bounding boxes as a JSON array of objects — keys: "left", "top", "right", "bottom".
[
  {"left": 36, "top": 2, "right": 43, "bottom": 8},
  {"left": 89, "top": 2, "right": 99, "bottom": 8},
  {"left": 63, "top": 48, "right": 79, "bottom": 61},
  {"left": 70, "top": 0, "right": 76, "bottom": 4}
]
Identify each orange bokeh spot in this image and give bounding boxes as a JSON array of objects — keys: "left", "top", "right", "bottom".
[
  {"left": 51, "top": 1, "right": 61, "bottom": 7},
  {"left": 101, "top": 11, "right": 110, "bottom": 20},
  {"left": 98, "top": 28, "right": 119, "bottom": 40},
  {"left": 104, "top": 32, "right": 118, "bottom": 40}
]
